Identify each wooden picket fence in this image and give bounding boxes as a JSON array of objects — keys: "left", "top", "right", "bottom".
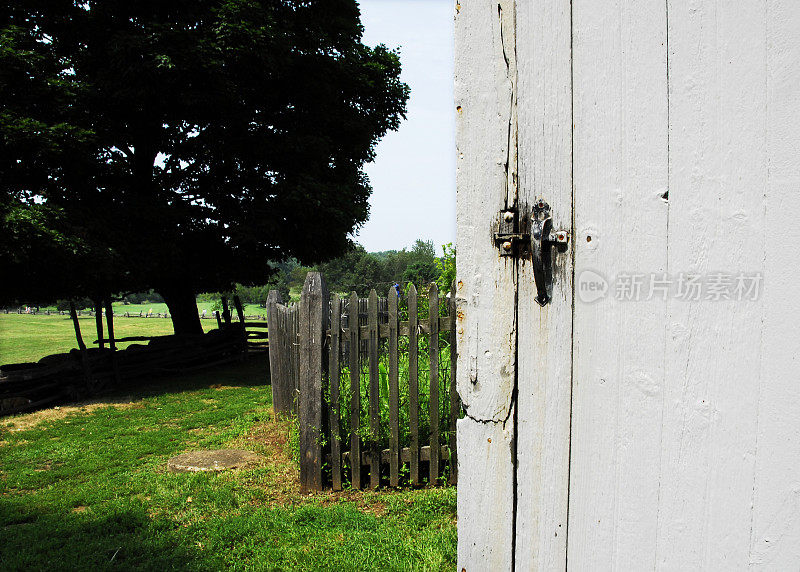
[{"left": 266, "top": 272, "right": 461, "bottom": 492}]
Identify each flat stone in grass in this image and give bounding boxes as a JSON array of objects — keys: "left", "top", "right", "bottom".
[{"left": 167, "top": 449, "right": 260, "bottom": 473}]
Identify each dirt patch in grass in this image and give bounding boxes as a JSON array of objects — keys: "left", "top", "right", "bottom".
[
  {"left": 235, "top": 413, "right": 393, "bottom": 516},
  {"left": 3, "top": 397, "right": 143, "bottom": 432}
]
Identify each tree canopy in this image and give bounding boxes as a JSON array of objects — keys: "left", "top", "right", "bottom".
[{"left": 0, "top": 0, "right": 409, "bottom": 333}]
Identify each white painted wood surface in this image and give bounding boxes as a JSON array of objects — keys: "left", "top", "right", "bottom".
[
  {"left": 456, "top": 0, "right": 800, "bottom": 569},
  {"left": 750, "top": 1, "right": 800, "bottom": 567},
  {"left": 455, "top": 0, "right": 518, "bottom": 568},
  {"left": 569, "top": 0, "right": 670, "bottom": 568},
  {"left": 514, "top": 0, "right": 572, "bottom": 568}
]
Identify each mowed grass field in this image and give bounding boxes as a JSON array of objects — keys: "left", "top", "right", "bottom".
[
  {"left": 0, "top": 299, "right": 270, "bottom": 366},
  {"left": 0, "top": 356, "right": 457, "bottom": 570},
  {"left": 0, "top": 314, "right": 184, "bottom": 365}
]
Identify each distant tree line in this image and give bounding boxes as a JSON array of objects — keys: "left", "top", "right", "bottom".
[{"left": 204, "top": 240, "right": 456, "bottom": 306}]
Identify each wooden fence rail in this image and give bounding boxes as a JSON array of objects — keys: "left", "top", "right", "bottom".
[{"left": 268, "top": 272, "right": 461, "bottom": 492}]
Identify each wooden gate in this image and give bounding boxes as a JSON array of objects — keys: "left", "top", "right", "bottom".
[
  {"left": 456, "top": 0, "right": 800, "bottom": 569},
  {"left": 268, "top": 273, "right": 461, "bottom": 492}
]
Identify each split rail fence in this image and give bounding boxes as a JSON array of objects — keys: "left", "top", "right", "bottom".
[{"left": 267, "top": 272, "right": 461, "bottom": 492}]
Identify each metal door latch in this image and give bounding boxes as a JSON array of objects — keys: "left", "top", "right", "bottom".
[{"left": 494, "top": 199, "right": 569, "bottom": 305}]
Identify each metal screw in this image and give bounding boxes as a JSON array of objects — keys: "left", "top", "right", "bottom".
[
  {"left": 502, "top": 241, "right": 513, "bottom": 252},
  {"left": 503, "top": 211, "right": 514, "bottom": 223}
]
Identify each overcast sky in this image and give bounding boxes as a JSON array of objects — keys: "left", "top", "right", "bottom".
[{"left": 354, "top": 0, "right": 455, "bottom": 253}]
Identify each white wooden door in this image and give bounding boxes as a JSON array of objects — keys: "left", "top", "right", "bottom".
[{"left": 456, "top": 1, "right": 800, "bottom": 569}]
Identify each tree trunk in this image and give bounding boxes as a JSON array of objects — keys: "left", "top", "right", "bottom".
[{"left": 161, "top": 285, "right": 203, "bottom": 336}]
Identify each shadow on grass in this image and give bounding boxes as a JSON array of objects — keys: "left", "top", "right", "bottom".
[
  {"left": 0, "top": 502, "right": 216, "bottom": 571},
  {"left": 109, "top": 352, "right": 271, "bottom": 400}
]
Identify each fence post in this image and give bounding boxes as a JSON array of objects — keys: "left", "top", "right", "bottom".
[
  {"left": 266, "top": 290, "right": 289, "bottom": 414},
  {"left": 298, "top": 272, "right": 328, "bottom": 493}
]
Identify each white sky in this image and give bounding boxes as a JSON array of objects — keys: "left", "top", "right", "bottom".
[{"left": 353, "top": 0, "right": 455, "bottom": 253}]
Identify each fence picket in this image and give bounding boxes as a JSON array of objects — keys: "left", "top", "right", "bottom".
[
  {"left": 449, "top": 280, "right": 459, "bottom": 485},
  {"left": 368, "top": 290, "right": 381, "bottom": 489},
  {"left": 329, "top": 294, "right": 342, "bottom": 491},
  {"left": 348, "top": 291, "right": 362, "bottom": 489},
  {"left": 266, "top": 291, "right": 289, "bottom": 414},
  {"left": 388, "top": 287, "right": 400, "bottom": 487},
  {"left": 428, "top": 283, "right": 440, "bottom": 485},
  {"left": 408, "top": 284, "right": 420, "bottom": 486},
  {"left": 298, "top": 273, "right": 328, "bottom": 493}
]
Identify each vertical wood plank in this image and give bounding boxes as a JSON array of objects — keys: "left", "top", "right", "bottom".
[
  {"left": 750, "top": 3, "right": 800, "bottom": 566},
  {"left": 368, "top": 289, "right": 380, "bottom": 489},
  {"left": 428, "top": 283, "right": 440, "bottom": 485},
  {"left": 348, "top": 291, "right": 362, "bottom": 489},
  {"left": 214, "top": 310, "right": 222, "bottom": 329},
  {"left": 266, "top": 290, "right": 288, "bottom": 414},
  {"left": 656, "top": 1, "right": 767, "bottom": 567},
  {"left": 298, "top": 272, "right": 328, "bottom": 493},
  {"left": 407, "top": 283, "right": 420, "bottom": 486},
  {"left": 455, "top": 0, "right": 519, "bottom": 567},
  {"left": 329, "top": 294, "right": 342, "bottom": 491},
  {"left": 569, "top": 1, "right": 669, "bottom": 567},
  {"left": 292, "top": 306, "right": 300, "bottom": 412},
  {"left": 388, "top": 287, "right": 400, "bottom": 487},
  {"left": 448, "top": 281, "right": 458, "bottom": 485}
]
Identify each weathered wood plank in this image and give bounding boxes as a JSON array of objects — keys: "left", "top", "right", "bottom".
[
  {"left": 407, "top": 283, "right": 420, "bottom": 486},
  {"left": 513, "top": 0, "right": 574, "bottom": 567},
  {"left": 367, "top": 289, "right": 380, "bottom": 489},
  {"left": 329, "top": 294, "right": 342, "bottom": 491},
  {"left": 750, "top": 4, "right": 800, "bottom": 566},
  {"left": 298, "top": 272, "right": 328, "bottom": 493},
  {"left": 455, "top": 0, "right": 519, "bottom": 566},
  {"left": 388, "top": 287, "right": 400, "bottom": 487},
  {"left": 448, "top": 281, "right": 458, "bottom": 485},
  {"left": 428, "top": 283, "right": 440, "bottom": 485},
  {"left": 266, "top": 290, "right": 289, "bottom": 414},
  {"left": 348, "top": 291, "right": 362, "bottom": 489},
  {"left": 569, "top": 1, "right": 669, "bottom": 567},
  {"left": 655, "top": 1, "right": 767, "bottom": 567}
]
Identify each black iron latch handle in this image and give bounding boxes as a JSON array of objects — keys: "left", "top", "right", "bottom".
[
  {"left": 494, "top": 200, "right": 569, "bottom": 306},
  {"left": 530, "top": 199, "right": 568, "bottom": 305}
]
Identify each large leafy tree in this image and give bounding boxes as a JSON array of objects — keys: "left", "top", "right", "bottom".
[{"left": 0, "top": 0, "right": 408, "bottom": 333}]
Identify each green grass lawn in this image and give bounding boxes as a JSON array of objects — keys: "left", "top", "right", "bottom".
[
  {"left": 0, "top": 305, "right": 269, "bottom": 366},
  {"left": 112, "top": 301, "right": 266, "bottom": 317},
  {"left": 0, "top": 356, "right": 457, "bottom": 570},
  {"left": 0, "top": 314, "right": 184, "bottom": 365}
]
